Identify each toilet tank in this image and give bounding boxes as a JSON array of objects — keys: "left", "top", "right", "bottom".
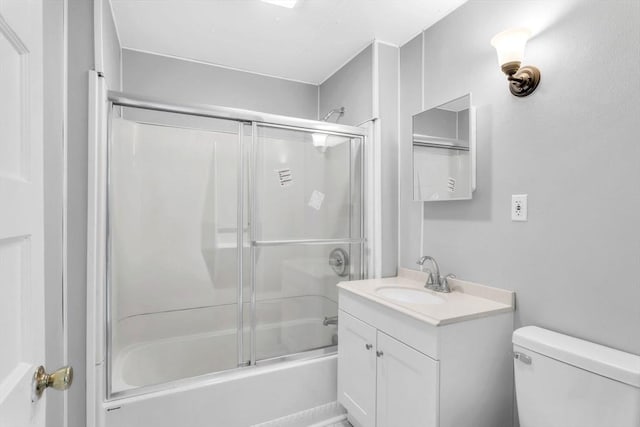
[{"left": 513, "top": 326, "right": 640, "bottom": 427}]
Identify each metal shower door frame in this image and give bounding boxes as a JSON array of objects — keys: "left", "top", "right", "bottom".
[
  {"left": 103, "top": 91, "right": 368, "bottom": 399},
  {"left": 248, "top": 122, "right": 366, "bottom": 367}
]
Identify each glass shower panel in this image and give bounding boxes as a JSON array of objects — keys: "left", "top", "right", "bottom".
[
  {"left": 253, "top": 126, "right": 361, "bottom": 241},
  {"left": 108, "top": 108, "right": 244, "bottom": 394},
  {"left": 252, "top": 125, "right": 363, "bottom": 362},
  {"left": 253, "top": 243, "right": 362, "bottom": 361}
]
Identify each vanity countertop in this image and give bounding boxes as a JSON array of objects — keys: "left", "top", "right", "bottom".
[{"left": 337, "top": 268, "right": 515, "bottom": 326}]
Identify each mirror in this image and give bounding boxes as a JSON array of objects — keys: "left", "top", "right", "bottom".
[{"left": 412, "top": 94, "right": 476, "bottom": 201}]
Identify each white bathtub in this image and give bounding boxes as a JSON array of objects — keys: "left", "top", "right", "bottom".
[
  {"left": 112, "top": 316, "right": 337, "bottom": 392},
  {"left": 103, "top": 302, "right": 339, "bottom": 427},
  {"left": 104, "top": 353, "right": 338, "bottom": 427}
]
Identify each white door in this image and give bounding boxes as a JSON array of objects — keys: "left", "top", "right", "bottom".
[
  {"left": 0, "top": 1, "right": 62, "bottom": 426},
  {"left": 376, "top": 332, "right": 439, "bottom": 427},
  {"left": 337, "top": 310, "right": 377, "bottom": 427}
]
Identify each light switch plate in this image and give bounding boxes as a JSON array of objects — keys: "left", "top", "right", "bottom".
[{"left": 512, "top": 194, "right": 528, "bottom": 221}]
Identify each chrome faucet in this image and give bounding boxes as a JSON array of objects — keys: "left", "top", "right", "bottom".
[
  {"left": 323, "top": 316, "right": 338, "bottom": 326},
  {"left": 416, "top": 256, "right": 455, "bottom": 293}
]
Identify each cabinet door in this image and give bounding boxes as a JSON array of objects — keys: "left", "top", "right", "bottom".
[
  {"left": 338, "top": 310, "right": 377, "bottom": 427},
  {"left": 376, "top": 332, "right": 439, "bottom": 427}
]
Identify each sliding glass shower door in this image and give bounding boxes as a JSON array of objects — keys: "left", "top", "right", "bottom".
[
  {"left": 250, "top": 125, "right": 364, "bottom": 363},
  {"left": 106, "top": 103, "right": 364, "bottom": 398},
  {"left": 108, "top": 109, "right": 250, "bottom": 395}
]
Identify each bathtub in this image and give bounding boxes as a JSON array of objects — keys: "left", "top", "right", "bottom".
[
  {"left": 104, "top": 352, "right": 339, "bottom": 427},
  {"left": 103, "top": 302, "right": 339, "bottom": 427}
]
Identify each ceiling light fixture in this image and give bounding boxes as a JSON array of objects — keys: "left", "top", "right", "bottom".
[
  {"left": 490, "top": 28, "right": 541, "bottom": 97},
  {"left": 261, "top": 0, "right": 298, "bottom": 8}
]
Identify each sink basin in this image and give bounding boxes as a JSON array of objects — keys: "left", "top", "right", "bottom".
[{"left": 376, "top": 286, "right": 446, "bottom": 305}]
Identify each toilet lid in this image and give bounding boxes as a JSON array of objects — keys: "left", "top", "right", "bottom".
[{"left": 513, "top": 326, "right": 640, "bottom": 388}]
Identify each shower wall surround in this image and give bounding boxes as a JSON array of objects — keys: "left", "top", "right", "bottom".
[{"left": 399, "top": 0, "right": 640, "bottom": 355}]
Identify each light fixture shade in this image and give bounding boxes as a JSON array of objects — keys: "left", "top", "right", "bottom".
[
  {"left": 312, "top": 133, "right": 328, "bottom": 152},
  {"left": 490, "top": 28, "right": 531, "bottom": 67}
]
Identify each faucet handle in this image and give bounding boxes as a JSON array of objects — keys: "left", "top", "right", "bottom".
[{"left": 442, "top": 274, "right": 456, "bottom": 292}]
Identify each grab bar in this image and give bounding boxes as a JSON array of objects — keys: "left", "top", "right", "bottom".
[{"left": 252, "top": 238, "right": 364, "bottom": 247}]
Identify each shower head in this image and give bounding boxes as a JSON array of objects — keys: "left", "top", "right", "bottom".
[{"left": 321, "top": 107, "right": 345, "bottom": 122}]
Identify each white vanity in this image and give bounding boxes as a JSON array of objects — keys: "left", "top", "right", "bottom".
[{"left": 337, "top": 268, "right": 515, "bottom": 427}]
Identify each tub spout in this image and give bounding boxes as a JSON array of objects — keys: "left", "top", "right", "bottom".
[{"left": 323, "top": 316, "right": 338, "bottom": 326}]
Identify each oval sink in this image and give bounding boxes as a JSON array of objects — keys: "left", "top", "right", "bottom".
[{"left": 376, "top": 286, "right": 445, "bottom": 305}]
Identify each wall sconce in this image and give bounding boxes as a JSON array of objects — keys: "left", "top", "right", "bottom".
[{"left": 490, "top": 28, "right": 541, "bottom": 97}]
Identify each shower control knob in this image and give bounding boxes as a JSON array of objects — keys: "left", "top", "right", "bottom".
[
  {"left": 329, "top": 248, "right": 349, "bottom": 277},
  {"left": 365, "top": 343, "right": 373, "bottom": 350},
  {"left": 376, "top": 350, "right": 384, "bottom": 358}
]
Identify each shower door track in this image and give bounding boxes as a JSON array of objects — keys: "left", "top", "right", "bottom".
[{"left": 107, "top": 91, "right": 367, "bottom": 137}]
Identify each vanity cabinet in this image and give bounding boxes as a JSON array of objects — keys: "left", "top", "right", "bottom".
[
  {"left": 337, "top": 280, "right": 514, "bottom": 427},
  {"left": 338, "top": 311, "right": 437, "bottom": 427}
]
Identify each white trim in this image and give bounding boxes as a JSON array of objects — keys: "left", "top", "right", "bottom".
[
  {"left": 317, "top": 40, "right": 374, "bottom": 86},
  {"left": 374, "top": 39, "right": 399, "bottom": 48},
  {"left": 371, "top": 41, "right": 382, "bottom": 278},
  {"left": 396, "top": 41, "right": 402, "bottom": 271},
  {"left": 86, "top": 71, "right": 109, "bottom": 427},
  {"left": 421, "top": 32, "right": 425, "bottom": 112},
  {"left": 121, "top": 47, "right": 318, "bottom": 86},
  {"left": 419, "top": 31, "right": 425, "bottom": 269}
]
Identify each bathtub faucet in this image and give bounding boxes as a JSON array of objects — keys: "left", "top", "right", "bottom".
[{"left": 323, "top": 316, "right": 338, "bottom": 326}]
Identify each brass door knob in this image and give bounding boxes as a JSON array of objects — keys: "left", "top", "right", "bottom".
[{"left": 32, "top": 365, "right": 73, "bottom": 400}]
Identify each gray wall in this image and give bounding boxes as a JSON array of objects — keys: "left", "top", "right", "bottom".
[
  {"left": 377, "top": 44, "right": 399, "bottom": 278},
  {"left": 67, "top": 1, "right": 94, "bottom": 426},
  {"left": 319, "top": 45, "right": 373, "bottom": 125},
  {"left": 43, "top": 1, "right": 64, "bottom": 426},
  {"left": 319, "top": 43, "right": 399, "bottom": 277},
  {"left": 122, "top": 49, "right": 318, "bottom": 119},
  {"left": 399, "top": 0, "right": 640, "bottom": 354},
  {"left": 399, "top": 34, "right": 424, "bottom": 270}
]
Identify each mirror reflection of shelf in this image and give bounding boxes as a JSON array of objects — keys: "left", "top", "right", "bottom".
[
  {"left": 412, "top": 93, "right": 476, "bottom": 202},
  {"left": 412, "top": 134, "right": 470, "bottom": 151}
]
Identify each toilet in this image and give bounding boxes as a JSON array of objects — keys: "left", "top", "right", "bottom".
[{"left": 513, "top": 326, "right": 640, "bottom": 427}]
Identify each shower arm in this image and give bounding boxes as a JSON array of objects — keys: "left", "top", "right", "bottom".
[{"left": 321, "top": 107, "right": 345, "bottom": 122}]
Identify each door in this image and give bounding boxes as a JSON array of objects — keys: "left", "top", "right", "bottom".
[
  {"left": 0, "top": 1, "right": 56, "bottom": 426},
  {"left": 376, "top": 332, "right": 439, "bottom": 427},
  {"left": 251, "top": 124, "right": 364, "bottom": 363},
  {"left": 105, "top": 107, "right": 247, "bottom": 395},
  {"left": 337, "top": 311, "right": 377, "bottom": 427}
]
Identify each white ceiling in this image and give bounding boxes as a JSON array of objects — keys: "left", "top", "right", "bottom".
[{"left": 111, "top": 0, "right": 468, "bottom": 85}]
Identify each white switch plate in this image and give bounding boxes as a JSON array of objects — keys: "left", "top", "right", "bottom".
[{"left": 512, "top": 194, "right": 528, "bottom": 221}]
